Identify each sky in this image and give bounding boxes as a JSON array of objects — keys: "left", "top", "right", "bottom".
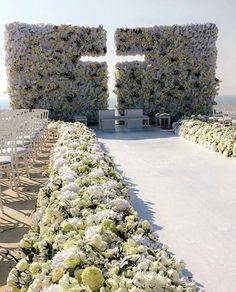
[{"left": 0, "top": 0, "right": 235, "bottom": 104}]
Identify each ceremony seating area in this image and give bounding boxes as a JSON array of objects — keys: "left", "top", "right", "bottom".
[
  {"left": 0, "top": 109, "right": 49, "bottom": 213},
  {"left": 208, "top": 111, "right": 236, "bottom": 127}
]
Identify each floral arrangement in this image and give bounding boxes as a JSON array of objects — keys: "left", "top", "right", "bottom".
[
  {"left": 115, "top": 24, "right": 219, "bottom": 118},
  {"left": 178, "top": 119, "right": 236, "bottom": 157},
  {"left": 7, "top": 122, "right": 197, "bottom": 291},
  {"left": 5, "top": 22, "right": 108, "bottom": 122}
]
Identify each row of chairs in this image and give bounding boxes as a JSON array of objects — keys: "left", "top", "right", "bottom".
[
  {"left": 208, "top": 112, "right": 236, "bottom": 127},
  {"left": 0, "top": 109, "right": 49, "bottom": 213}
]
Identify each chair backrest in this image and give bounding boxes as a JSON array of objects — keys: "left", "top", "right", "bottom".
[
  {"left": 124, "top": 109, "right": 143, "bottom": 117},
  {"left": 214, "top": 114, "right": 224, "bottom": 117},
  {"left": 0, "top": 131, "right": 16, "bottom": 156},
  {"left": 0, "top": 109, "right": 49, "bottom": 139},
  {"left": 99, "top": 110, "right": 115, "bottom": 119},
  {"left": 159, "top": 113, "right": 171, "bottom": 118},
  {"left": 32, "top": 109, "right": 49, "bottom": 119},
  {"left": 43, "top": 110, "right": 49, "bottom": 119}
]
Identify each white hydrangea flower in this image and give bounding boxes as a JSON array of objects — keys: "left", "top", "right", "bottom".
[
  {"left": 51, "top": 247, "right": 79, "bottom": 268},
  {"left": 111, "top": 198, "right": 131, "bottom": 211},
  {"left": 43, "top": 284, "right": 63, "bottom": 292},
  {"left": 32, "top": 211, "right": 41, "bottom": 225},
  {"left": 84, "top": 225, "right": 100, "bottom": 241},
  {"left": 105, "top": 179, "right": 118, "bottom": 190},
  {"left": 58, "top": 190, "right": 78, "bottom": 202},
  {"left": 89, "top": 168, "right": 105, "bottom": 177},
  {"left": 54, "top": 158, "right": 68, "bottom": 171},
  {"left": 86, "top": 209, "right": 117, "bottom": 225},
  {"left": 60, "top": 182, "right": 80, "bottom": 193},
  {"left": 131, "top": 234, "right": 158, "bottom": 248},
  {"left": 86, "top": 184, "right": 104, "bottom": 196},
  {"left": 58, "top": 165, "right": 77, "bottom": 183}
]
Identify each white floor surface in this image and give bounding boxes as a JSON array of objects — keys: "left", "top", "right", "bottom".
[{"left": 96, "top": 127, "right": 236, "bottom": 292}]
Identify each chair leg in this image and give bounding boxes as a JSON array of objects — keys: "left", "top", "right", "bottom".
[
  {"left": 24, "top": 155, "right": 30, "bottom": 178},
  {"left": 39, "top": 133, "right": 44, "bottom": 152},
  {"left": 28, "top": 143, "right": 34, "bottom": 166},
  {"left": 33, "top": 140, "right": 38, "bottom": 162},
  {"left": 39, "top": 133, "right": 43, "bottom": 153},
  {"left": 42, "top": 129, "right": 47, "bottom": 148},
  {"left": 10, "top": 165, "right": 19, "bottom": 196},
  {"left": 14, "top": 157, "right": 20, "bottom": 181},
  {"left": 16, "top": 165, "right": 20, "bottom": 182},
  {"left": 8, "top": 169, "right": 13, "bottom": 190},
  {"left": 0, "top": 184, "right": 4, "bottom": 213}
]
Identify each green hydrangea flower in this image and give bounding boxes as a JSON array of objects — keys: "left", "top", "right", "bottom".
[
  {"left": 81, "top": 266, "right": 104, "bottom": 291},
  {"left": 101, "top": 219, "right": 116, "bottom": 233}
]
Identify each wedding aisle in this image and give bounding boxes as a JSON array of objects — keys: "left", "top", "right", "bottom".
[{"left": 97, "top": 127, "right": 236, "bottom": 292}]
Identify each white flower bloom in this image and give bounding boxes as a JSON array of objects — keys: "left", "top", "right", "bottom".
[
  {"left": 90, "top": 234, "right": 107, "bottom": 251},
  {"left": 68, "top": 141, "right": 80, "bottom": 149},
  {"left": 51, "top": 247, "right": 79, "bottom": 268},
  {"left": 60, "top": 182, "right": 80, "bottom": 193},
  {"left": 43, "top": 285, "right": 63, "bottom": 292},
  {"left": 131, "top": 234, "right": 158, "bottom": 248},
  {"left": 90, "top": 153, "right": 104, "bottom": 161},
  {"left": 84, "top": 225, "right": 100, "bottom": 241},
  {"left": 89, "top": 168, "right": 105, "bottom": 177},
  {"left": 86, "top": 184, "right": 104, "bottom": 196},
  {"left": 32, "top": 211, "right": 41, "bottom": 224},
  {"left": 67, "top": 217, "right": 80, "bottom": 225},
  {"left": 86, "top": 209, "right": 117, "bottom": 225},
  {"left": 54, "top": 158, "right": 68, "bottom": 171},
  {"left": 111, "top": 198, "right": 131, "bottom": 211},
  {"left": 58, "top": 190, "right": 78, "bottom": 202},
  {"left": 105, "top": 179, "right": 118, "bottom": 190}
]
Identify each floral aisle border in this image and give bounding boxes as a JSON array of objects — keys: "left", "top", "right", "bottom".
[
  {"left": 115, "top": 24, "right": 219, "bottom": 118},
  {"left": 177, "top": 119, "right": 236, "bottom": 157},
  {"left": 7, "top": 122, "right": 197, "bottom": 291},
  {"left": 5, "top": 22, "right": 108, "bottom": 122}
]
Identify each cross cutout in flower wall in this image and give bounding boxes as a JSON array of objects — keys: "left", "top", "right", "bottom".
[{"left": 81, "top": 29, "right": 145, "bottom": 109}]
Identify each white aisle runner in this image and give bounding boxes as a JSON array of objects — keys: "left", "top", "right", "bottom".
[{"left": 97, "top": 128, "right": 236, "bottom": 292}]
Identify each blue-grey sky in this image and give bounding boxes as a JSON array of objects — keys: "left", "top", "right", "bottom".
[{"left": 0, "top": 0, "right": 235, "bottom": 103}]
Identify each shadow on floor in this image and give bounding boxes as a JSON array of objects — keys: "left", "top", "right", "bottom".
[
  {"left": 125, "top": 177, "right": 162, "bottom": 232},
  {"left": 0, "top": 138, "right": 54, "bottom": 289},
  {"left": 0, "top": 247, "right": 17, "bottom": 287}
]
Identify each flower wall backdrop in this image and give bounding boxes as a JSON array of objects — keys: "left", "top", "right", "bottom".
[
  {"left": 5, "top": 22, "right": 108, "bottom": 122},
  {"left": 7, "top": 122, "right": 197, "bottom": 291},
  {"left": 115, "top": 24, "right": 219, "bottom": 118}
]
